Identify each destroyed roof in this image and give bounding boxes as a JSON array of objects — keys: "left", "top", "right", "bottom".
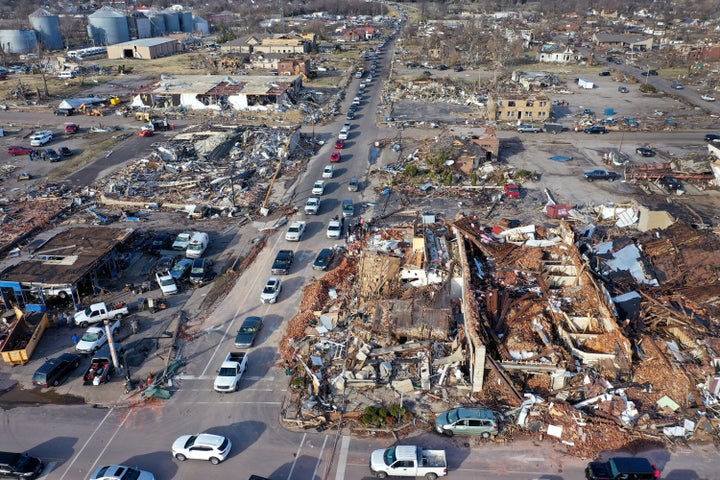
[
  {"left": 133, "top": 74, "right": 301, "bottom": 96},
  {"left": 58, "top": 97, "right": 107, "bottom": 109},
  {"left": 1, "top": 227, "right": 134, "bottom": 285}
]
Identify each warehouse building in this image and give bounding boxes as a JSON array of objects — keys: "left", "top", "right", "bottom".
[{"left": 106, "top": 37, "right": 182, "bottom": 60}]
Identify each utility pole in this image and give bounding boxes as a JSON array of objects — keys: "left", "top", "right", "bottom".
[{"left": 104, "top": 319, "right": 120, "bottom": 369}]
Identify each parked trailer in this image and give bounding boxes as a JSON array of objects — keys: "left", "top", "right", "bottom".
[{"left": 0, "top": 307, "right": 50, "bottom": 366}]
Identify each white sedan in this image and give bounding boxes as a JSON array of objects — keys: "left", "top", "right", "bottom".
[
  {"left": 312, "top": 180, "right": 326, "bottom": 195},
  {"left": 261, "top": 277, "right": 282, "bottom": 304},
  {"left": 322, "top": 165, "right": 334, "bottom": 178},
  {"left": 90, "top": 465, "right": 155, "bottom": 480},
  {"left": 172, "top": 433, "right": 231, "bottom": 465},
  {"left": 701, "top": 94, "right": 716, "bottom": 102}
]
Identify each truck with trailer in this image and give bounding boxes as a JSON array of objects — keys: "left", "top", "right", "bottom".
[
  {"left": 214, "top": 352, "right": 248, "bottom": 393},
  {"left": 74, "top": 302, "right": 130, "bottom": 328},
  {"left": 0, "top": 307, "right": 50, "bottom": 366},
  {"left": 369, "top": 445, "right": 448, "bottom": 479}
]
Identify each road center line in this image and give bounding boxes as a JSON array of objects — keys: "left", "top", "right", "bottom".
[
  {"left": 287, "top": 433, "right": 306, "bottom": 480},
  {"left": 334, "top": 436, "right": 351, "bottom": 480},
  {"left": 82, "top": 409, "right": 134, "bottom": 480},
  {"left": 311, "top": 435, "right": 329, "bottom": 480},
  {"left": 58, "top": 408, "right": 116, "bottom": 480}
]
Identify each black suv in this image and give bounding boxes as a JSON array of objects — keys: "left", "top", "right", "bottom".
[
  {"left": 313, "top": 248, "right": 335, "bottom": 271},
  {"left": 705, "top": 134, "right": 720, "bottom": 144},
  {"left": 0, "top": 451, "right": 44, "bottom": 479},
  {"left": 659, "top": 175, "right": 683, "bottom": 191},
  {"left": 32, "top": 353, "right": 81, "bottom": 387}
]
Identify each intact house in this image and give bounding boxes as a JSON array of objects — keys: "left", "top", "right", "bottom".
[
  {"left": 0, "top": 227, "right": 134, "bottom": 310},
  {"left": 220, "top": 33, "right": 314, "bottom": 55},
  {"left": 131, "top": 74, "right": 302, "bottom": 111},
  {"left": 487, "top": 93, "right": 552, "bottom": 124},
  {"left": 592, "top": 33, "right": 653, "bottom": 52}
]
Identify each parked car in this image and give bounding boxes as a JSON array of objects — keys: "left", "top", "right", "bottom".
[
  {"left": 17, "top": 172, "right": 32, "bottom": 181},
  {"left": 584, "top": 169, "right": 621, "bottom": 182},
  {"left": 234, "top": 316, "right": 263, "bottom": 348},
  {"left": 7, "top": 146, "right": 32, "bottom": 156},
  {"left": 346, "top": 111, "right": 355, "bottom": 120},
  {"left": 348, "top": 177, "right": 360, "bottom": 192},
  {"left": 156, "top": 271, "right": 178, "bottom": 295},
  {"left": 617, "top": 86, "right": 629, "bottom": 93},
  {"left": 435, "top": 407, "right": 500, "bottom": 438},
  {"left": 584, "top": 126, "right": 607, "bottom": 134},
  {"left": 671, "top": 82, "right": 684, "bottom": 89},
  {"left": 59, "top": 146, "right": 73, "bottom": 157},
  {"left": 172, "top": 433, "right": 231, "bottom": 465},
  {"left": 704, "top": 134, "right": 720, "bottom": 144},
  {"left": 155, "top": 255, "right": 175, "bottom": 273},
  {"left": 32, "top": 353, "right": 81, "bottom": 387},
  {"left": 312, "top": 180, "right": 326, "bottom": 195},
  {"left": 148, "top": 232, "right": 172, "bottom": 254},
  {"left": 0, "top": 452, "right": 44, "bottom": 479},
  {"left": 659, "top": 175, "right": 683, "bottom": 191},
  {"left": 326, "top": 220, "right": 342, "bottom": 239},
  {"left": 322, "top": 165, "right": 334, "bottom": 178},
  {"left": 90, "top": 465, "right": 156, "bottom": 480},
  {"left": 330, "top": 151, "right": 341, "bottom": 163},
  {"left": 172, "top": 232, "right": 192, "bottom": 251},
  {"left": 517, "top": 124, "right": 542, "bottom": 133},
  {"left": 701, "top": 94, "right": 716, "bottom": 102},
  {"left": 260, "top": 277, "right": 282, "bottom": 304},
  {"left": 598, "top": 71, "right": 611, "bottom": 76},
  {"left": 334, "top": 139, "right": 345, "bottom": 149},
  {"left": 313, "top": 248, "right": 335, "bottom": 271},
  {"left": 189, "top": 257, "right": 213, "bottom": 285},
  {"left": 170, "top": 258, "right": 193, "bottom": 281},
  {"left": 635, "top": 147, "right": 655, "bottom": 157}
]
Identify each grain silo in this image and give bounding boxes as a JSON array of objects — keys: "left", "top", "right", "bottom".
[
  {"left": 162, "top": 8, "right": 181, "bottom": 33},
  {"left": 128, "top": 12, "right": 151, "bottom": 39},
  {"left": 179, "top": 11, "right": 193, "bottom": 33},
  {"left": 87, "top": 6, "right": 130, "bottom": 46},
  {"left": 29, "top": 8, "right": 63, "bottom": 51},
  {"left": 147, "top": 9, "right": 167, "bottom": 37},
  {"left": 0, "top": 29, "right": 37, "bottom": 54}
]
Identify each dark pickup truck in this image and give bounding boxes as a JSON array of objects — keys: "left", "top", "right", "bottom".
[
  {"left": 586, "top": 457, "right": 656, "bottom": 480},
  {"left": 271, "top": 250, "right": 294, "bottom": 275},
  {"left": 584, "top": 169, "right": 621, "bottom": 182}
]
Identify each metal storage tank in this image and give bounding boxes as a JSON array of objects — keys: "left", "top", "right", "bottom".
[
  {"left": 128, "top": 12, "right": 151, "bottom": 39},
  {"left": 147, "top": 10, "right": 166, "bottom": 37},
  {"left": 179, "top": 11, "right": 193, "bottom": 33},
  {"left": 29, "top": 8, "right": 63, "bottom": 51},
  {"left": 0, "top": 29, "right": 37, "bottom": 54},
  {"left": 193, "top": 16, "right": 210, "bottom": 35},
  {"left": 162, "top": 9, "right": 181, "bottom": 33},
  {"left": 88, "top": 6, "right": 130, "bottom": 46}
]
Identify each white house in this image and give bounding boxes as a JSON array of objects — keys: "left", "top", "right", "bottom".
[{"left": 537, "top": 46, "right": 577, "bottom": 64}]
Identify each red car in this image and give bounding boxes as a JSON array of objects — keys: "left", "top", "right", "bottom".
[
  {"left": 138, "top": 129, "right": 154, "bottom": 137},
  {"left": 334, "top": 139, "right": 345, "bottom": 149},
  {"left": 7, "top": 146, "right": 32, "bottom": 156},
  {"left": 330, "top": 150, "right": 341, "bottom": 163}
]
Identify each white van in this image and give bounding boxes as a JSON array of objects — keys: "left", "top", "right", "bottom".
[
  {"left": 30, "top": 130, "right": 53, "bottom": 146},
  {"left": 185, "top": 232, "right": 209, "bottom": 259},
  {"left": 57, "top": 70, "right": 77, "bottom": 79}
]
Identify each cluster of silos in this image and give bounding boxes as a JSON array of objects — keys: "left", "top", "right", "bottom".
[
  {"left": 127, "top": 12, "right": 152, "bottom": 40},
  {"left": 29, "top": 9, "right": 64, "bottom": 50},
  {"left": 87, "top": 6, "right": 130, "bottom": 46}
]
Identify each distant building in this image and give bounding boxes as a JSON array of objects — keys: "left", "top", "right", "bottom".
[
  {"left": 592, "top": 33, "right": 653, "bottom": 51},
  {"left": 537, "top": 46, "right": 578, "bottom": 64},
  {"left": 106, "top": 37, "right": 182, "bottom": 59},
  {"left": 487, "top": 93, "right": 552, "bottom": 123},
  {"left": 277, "top": 57, "right": 310, "bottom": 76}
]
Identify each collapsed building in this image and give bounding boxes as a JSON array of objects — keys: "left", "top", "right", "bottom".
[{"left": 279, "top": 209, "right": 720, "bottom": 458}]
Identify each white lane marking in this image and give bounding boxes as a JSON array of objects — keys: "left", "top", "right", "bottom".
[
  {"left": 334, "top": 436, "right": 351, "bottom": 480},
  {"left": 312, "top": 435, "right": 329, "bottom": 480},
  {"left": 175, "top": 375, "right": 274, "bottom": 381},
  {"left": 287, "top": 433, "right": 306, "bottom": 480},
  {"left": 83, "top": 409, "right": 133, "bottom": 480},
  {"left": 58, "top": 409, "right": 116, "bottom": 480}
]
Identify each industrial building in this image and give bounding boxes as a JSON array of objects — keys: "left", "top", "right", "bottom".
[
  {"left": 106, "top": 38, "right": 182, "bottom": 60},
  {"left": 131, "top": 74, "right": 302, "bottom": 111}
]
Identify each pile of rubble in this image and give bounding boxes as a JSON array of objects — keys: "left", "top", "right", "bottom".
[{"left": 279, "top": 209, "right": 720, "bottom": 458}]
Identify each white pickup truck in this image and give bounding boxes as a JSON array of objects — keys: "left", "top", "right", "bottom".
[
  {"left": 74, "top": 302, "right": 130, "bottom": 328},
  {"left": 370, "top": 445, "right": 447, "bottom": 480},
  {"left": 305, "top": 197, "right": 321, "bottom": 215},
  {"left": 285, "top": 221, "right": 306, "bottom": 241},
  {"left": 214, "top": 352, "right": 248, "bottom": 392}
]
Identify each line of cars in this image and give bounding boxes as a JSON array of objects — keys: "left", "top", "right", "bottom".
[{"left": 151, "top": 231, "right": 213, "bottom": 296}]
